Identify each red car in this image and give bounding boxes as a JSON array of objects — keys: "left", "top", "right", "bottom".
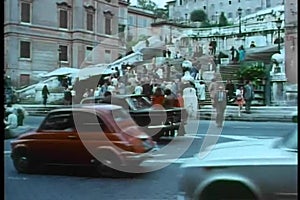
[{"left": 10, "top": 104, "right": 157, "bottom": 176}]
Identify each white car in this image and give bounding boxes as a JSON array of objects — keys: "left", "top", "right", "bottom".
[{"left": 178, "top": 129, "right": 298, "bottom": 200}]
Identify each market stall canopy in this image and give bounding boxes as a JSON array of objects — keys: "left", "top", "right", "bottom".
[
  {"left": 140, "top": 47, "right": 166, "bottom": 60},
  {"left": 41, "top": 67, "right": 79, "bottom": 78},
  {"left": 78, "top": 66, "right": 117, "bottom": 81},
  {"left": 132, "top": 35, "right": 165, "bottom": 53},
  {"left": 244, "top": 44, "right": 279, "bottom": 63}
]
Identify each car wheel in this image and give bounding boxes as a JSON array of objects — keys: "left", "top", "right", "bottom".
[
  {"left": 200, "top": 181, "right": 257, "bottom": 200},
  {"left": 95, "top": 150, "right": 122, "bottom": 177},
  {"left": 13, "top": 151, "right": 32, "bottom": 173},
  {"left": 177, "top": 125, "right": 186, "bottom": 136}
]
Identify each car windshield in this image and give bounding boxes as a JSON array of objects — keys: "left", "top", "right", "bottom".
[
  {"left": 109, "top": 108, "right": 137, "bottom": 129},
  {"left": 126, "top": 96, "right": 152, "bottom": 110}
]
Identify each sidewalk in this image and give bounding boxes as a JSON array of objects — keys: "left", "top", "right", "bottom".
[
  {"left": 199, "top": 105, "right": 297, "bottom": 122},
  {"left": 17, "top": 104, "right": 298, "bottom": 122}
]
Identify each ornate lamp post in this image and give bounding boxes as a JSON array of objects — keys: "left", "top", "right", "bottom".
[
  {"left": 237, "top": 7, "right": 243, "bottom": 37},
  {"left": 274, "top": 18, "right": 283, "bottom": 53},
  {"left": 58, "top": 47, "right": 62, "bottom": 68}
]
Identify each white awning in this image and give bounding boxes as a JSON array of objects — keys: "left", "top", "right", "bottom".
[
  {"left": 78, "top": 66, "right": 117, "bottom": 81},
  {"left": 41, "top": 67, "right": 79, "bottom": 78}
]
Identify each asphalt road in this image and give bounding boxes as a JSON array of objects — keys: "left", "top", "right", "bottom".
[{"left": 4, "top": 117, "right": 297, "bottom": 200}]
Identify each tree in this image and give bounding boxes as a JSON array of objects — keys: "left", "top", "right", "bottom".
[
  {"left": 190, "top": 9, "right": 207, "bottom": 22},
  {"left": 236, "top": 62, "right": 266, "bottom": 86},
  {"left": 218, "top": 12, "right": 228, "bottom": 27},
  {"left": 155, "top": 8, "right": 168, "bottom": 19},
  {"left": 137, "top": 0, "right": 157, "bottom": 11}
]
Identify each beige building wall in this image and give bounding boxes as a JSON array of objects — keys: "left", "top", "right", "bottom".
[{"left": 284, "top": 0, "right": 298, "bottom": 84}]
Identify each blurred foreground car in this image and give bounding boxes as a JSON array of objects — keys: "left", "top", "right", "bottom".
[
  {"left": 178, "top": 129, "right": 298, "bottom": 200},
  {"left": 80, "top": 94, "right": 188, "bottom": 140},
  {"left": 11, "top": 104, "right": 157, "bottom": 177}
]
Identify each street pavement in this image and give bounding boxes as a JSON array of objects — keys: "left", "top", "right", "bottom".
[
  {"left": 5, "top": 103, "right": 297, "bottom": 139},
  {"left": 17, "top": 104, "right": 298, "bottom": 122},
  {"left": 199, "top": 105, "right": 298, "bottom": 122}
]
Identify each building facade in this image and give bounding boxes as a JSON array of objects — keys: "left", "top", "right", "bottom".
[
  {"left": 284, "top": 0, "right": 297, "bottom": 84},
  {"left": 127, "top": 6, "right": 156, "bottom": 42},
  {"left": 4, "top": 0, "right": 121, "bottom": 87},
  {"left": 167, "top": 0, "right": 283, "bottom": 23}
]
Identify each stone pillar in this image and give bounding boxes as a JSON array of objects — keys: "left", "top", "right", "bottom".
[{"left": 270, "top": 53, "right": 287, "bottom": 105}]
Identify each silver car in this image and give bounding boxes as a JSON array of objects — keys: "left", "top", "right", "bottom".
[{"left": 178, "top": 129, "right": 297, "bottom": 200}]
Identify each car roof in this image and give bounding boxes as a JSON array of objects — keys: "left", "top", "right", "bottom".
[
  {"left": 81, "top": 94, "right": 144, "bottom": 102},
  {"left": 47, "top": 104, "right": 123, "bottom": 114}
]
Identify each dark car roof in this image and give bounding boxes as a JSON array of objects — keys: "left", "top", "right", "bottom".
[
  {"left": 80, "top": 94, "right": 146, "bottom": 104},
  {"left": 47, "top": 104, "right": 123, "bottom": 114}
]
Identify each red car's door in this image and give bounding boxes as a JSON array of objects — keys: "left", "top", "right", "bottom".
[
  {"left": 69, "top": 111, "right": 117, "bottom": 165},
  {"left": 32, "top": 111, "right": 89, "bottom": 165}
]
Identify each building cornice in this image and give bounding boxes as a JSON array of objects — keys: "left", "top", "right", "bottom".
[
  {"left": 128, "top": 6, "right": 155, "bottom": 18},
  {"left": 118, "top": 0, "right": 129, "bottom": 6}
]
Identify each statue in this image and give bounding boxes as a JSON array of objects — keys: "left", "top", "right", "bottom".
[
  {"left": 270, "top": 52, "right": 287, "bottom": 105},
  {"left": 271, "top": 53, "right": 284, "bottom": 75}
]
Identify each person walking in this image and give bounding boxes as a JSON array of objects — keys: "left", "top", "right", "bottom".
[
  {"left": 238, "top": 45, "right": 246, "bottom": 62},
  {"left": 243, "top": 80, "right": 255, "bottom": 113},
  {"left": 230, "top": 46, "right": 239, "bottom": 63},
  {"left": 64, "top": 86, "right": 72, "bottom": 105},
  {"left": 211, "top": 39, "right": 217, "bottom": 56},
  {"left": 208, "top": 78, "right": 218, "bottom": 107},
  {"left": 42, "top": 85, "right": 50, "bottom": 106},
  {"left": 235, "top": 85, "right": 245, "bottom": 117},
  {"left": 213, "top": 83, "right": 227, "bottom": 128},
  {"left": 197, "top": 81, "right": 206, "bottom": 108},
  {"left": 225, "top": 79, "right": 235, "bottom": 102}
]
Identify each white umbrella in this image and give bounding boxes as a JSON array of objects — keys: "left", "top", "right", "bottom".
[
  {"left": 41, "top": 67, "right": 79, "bottom": 78},
  {"left": 78, "top": 66, "right": 117, "bottom": 81}
]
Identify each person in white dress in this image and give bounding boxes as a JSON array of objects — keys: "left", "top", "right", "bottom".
[
  {"left": 5, "top": 108, "right": 18, "bottom": 130},
  {"left": 134, "top": 84, "right": 143, "bottom": 95},
  {"left": 197, "top": 81, "right": 206, "bottom": 108}
]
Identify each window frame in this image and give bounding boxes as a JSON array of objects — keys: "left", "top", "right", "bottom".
[
  {"left": 105, "top": 17, "right": 112, "bottom": 35},
  {"left": 19, "top": 40, "right": 31, "bottom": 60},
  {"left": 38, "top": 112, "right": 75, "bottom": 132},
  {"left": 84, "top": 5, "right": 96, "bottom": 32},
  {"left": 58, "top": 45, "right": 69, "bottom": 62},
  {"left": 85, "top": 46, "right": 94, "bottom": 63},
  {"left": 104, "top": 10, "right": 114, "bottom": 35},
  {"left": 58, "top": 8, "right": 69, "bottom": 29},
  {"left": 20, "top": 1, "right": 32, "bottom": 24},
  {"left": 86, "top": 12, "right": 94, "bottom": 31},
  {"left": 56, "top": 2, "right": 72, "bottom": 30}
]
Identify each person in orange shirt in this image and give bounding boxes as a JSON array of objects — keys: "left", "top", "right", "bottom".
[{"left": 151, "top": 87, "right": 165, "bottom": 106}]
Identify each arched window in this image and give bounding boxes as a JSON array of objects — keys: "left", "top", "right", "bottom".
[
  {"left": 57, "top": 2, "right": 72, "bottom": 29},
  {"left": 104, "top": 10, "right": 114, "bottom": 35}
]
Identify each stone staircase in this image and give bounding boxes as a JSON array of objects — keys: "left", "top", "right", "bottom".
[
  {"left": 218, "top": 64, "right": 241, "bottom": 82},
  {"left": 200, "top": 63, "right": 242, "bottom": 106}
]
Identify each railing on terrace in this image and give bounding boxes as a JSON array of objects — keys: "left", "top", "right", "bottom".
[{"left": 182, "top": 21, "right": 284, "bottom": 37}]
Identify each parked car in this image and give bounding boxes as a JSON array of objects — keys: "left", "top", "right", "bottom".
[
  {"left": 178, "top": 129, "right": 298, "bottom": 200},
  {"left": 80, "top": 94, "right": 188, "bottom": 140},
  {"left": 10, "top": 104, "right": 157, "bottom": 177}
]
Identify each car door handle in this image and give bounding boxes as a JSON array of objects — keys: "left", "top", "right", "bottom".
[{"left": 68, "top": 135, "right": 77, "bottom": 139}]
